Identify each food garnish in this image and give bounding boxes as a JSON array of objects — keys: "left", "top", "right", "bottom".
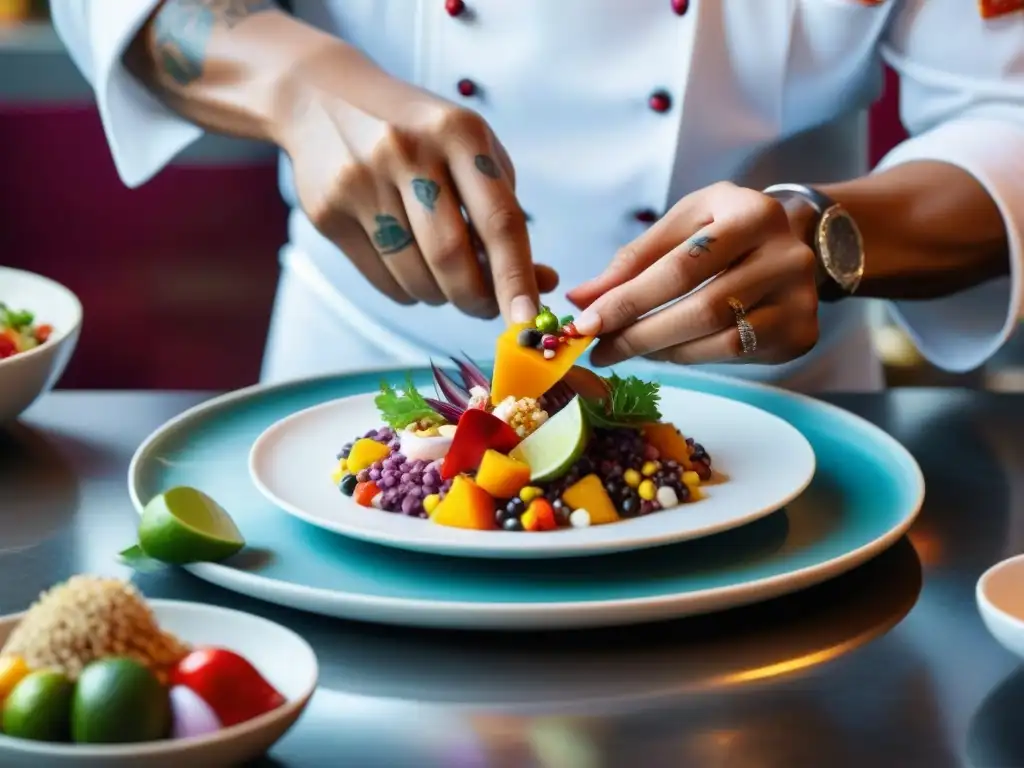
[
  {"left": 375, "top": 374, "right": 442, "bottom": 430},
  {"left": 579, "top": 373, "right": 662, "bottom": 429},
  {"left": 119, "top": 487, "right": 245, "bottom": 570},
  {"left": 337, "top": 318, "right": 715, "bottom": 531}
]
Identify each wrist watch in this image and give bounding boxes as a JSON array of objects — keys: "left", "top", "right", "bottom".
[{"left": 762, "top": 183, "right": 865, "bottom": 302}]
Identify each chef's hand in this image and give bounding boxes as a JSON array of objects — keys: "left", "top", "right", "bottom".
[
  {"left": 277, "top": 57, "right": 552, "bottom": 322},
  {"left": 566, "top": 181, "right": 819, "bottom": 366}
]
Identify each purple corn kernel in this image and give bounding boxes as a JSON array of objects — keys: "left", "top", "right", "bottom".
[
  {"left": 642, "top": 444, "right": 660, "bottom": 461},
  {"left": 368, "top": 468, "right": 382, "bottom": 482}
]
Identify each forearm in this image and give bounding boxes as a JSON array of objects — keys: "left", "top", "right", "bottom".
[
  {"left": 786, "top": 161, "right": 1011, "bottom": 300},
  {"left": 122, "top": 0, "right": 351, "bottom": 143}
]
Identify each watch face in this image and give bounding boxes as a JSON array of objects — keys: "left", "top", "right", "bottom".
[{"left": 818, "top": 207, "right": 864, "bottom": 292}]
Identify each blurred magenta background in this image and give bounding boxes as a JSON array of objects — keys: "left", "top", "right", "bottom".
[{"left": 0, "top": 68, "right": 907, "bottom": 391}]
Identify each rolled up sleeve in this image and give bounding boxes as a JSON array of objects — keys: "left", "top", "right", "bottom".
[
  {"left": 877, "top": 0, "right": 1024, "bottom": 373},
  {"left": 51, "top": 0, "right": 204, "bottom": 188}
]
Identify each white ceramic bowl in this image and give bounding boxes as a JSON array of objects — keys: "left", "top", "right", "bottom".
[
  {"left": 977, "top": 554, "right": 1024, "bottom": 659},
  {"left": 0, "top": 267, "right": 82, "bottom": 424},
  {"left": 0, "top": 600, "right": 318, "bottom": 768}
]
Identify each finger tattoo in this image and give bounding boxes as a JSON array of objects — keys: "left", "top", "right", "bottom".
[
  {"left": 474, "top": 154, "right": 501, "bottom": 179},
  {"left": 373, "top": 214, "right": 415, "bottom": 255},
  {"left": 412, "top": 178, "right": 440, "bottom": 211},
  {"left": 686, "top": 235, "right": 716, "bottom": 258}
]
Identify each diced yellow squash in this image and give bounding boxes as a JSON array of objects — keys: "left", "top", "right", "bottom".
[
  {"left": 347, "top": 438, "right": 391, "bottom": 473},
  {"left": 475, "top": 449, "right": 531, "bottom": 499},
  {"left": 430, "top": 477, "right": 496, "bottom": 530},
  {"left": 0, "top": 656, "right": 29, "bottom": 703},
  {"left": 641, "top": 422, "right": 693, "bottom": 470},
  {"left": 491, "top": 323, "right": 594, "bottom": 404},
  {"left": 562, "top": 474, "right": 620, "bottom": 525}
]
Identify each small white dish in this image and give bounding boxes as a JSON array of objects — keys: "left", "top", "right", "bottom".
[
  {"left": 0, "top": 267, "right": 82, "bottom": 424},
  {"left": 249, "top": 386, "right": 816, "bottom": 559},
  {"left": 0, "top": 600, "right": 318, "bottom": 768},
  {"left": 978, "top": 554, "right": 1024, "bottom": 659}
]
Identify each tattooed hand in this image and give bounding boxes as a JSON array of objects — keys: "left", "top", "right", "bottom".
[
  {"left": 566, "top": 181, "right": 819, "bottom": 366},
  {"left": 275, "top": 61, "right": 552, "bottom": 322}
]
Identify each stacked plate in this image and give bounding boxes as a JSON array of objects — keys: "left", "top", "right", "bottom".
[{"left": 128, "top": 366, "right": 924, "bottom": 630}]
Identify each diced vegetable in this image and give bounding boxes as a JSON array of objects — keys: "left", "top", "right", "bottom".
[
  {"left": 475, "top": 449, "right": 532, "bottom": 499},
  {"left": 641, "top": 422, "right": 694, "bottom": 469},
  {"left": 562, "top": 474, "right": 621, "bottom": 525},
  {"left": 526, "top": 498, "right": 557, "bottom": 531},
  {"left": 0, "top": 655, "right": 30, "bottom": 704},
  {"left": 346, "top": 438, "right": 391, "bottom": 474},
  {"left": 430, "top": 477, "right": 496, "bottom": 530},
  {"left": 441, "top": 408, "right": 521, "bottom": 480},
  {"left": 491, "top": 322, "right": 593, "bottom": 403},
  {"left": 353, "top": 481, "right": 380, "bottom": 507}
]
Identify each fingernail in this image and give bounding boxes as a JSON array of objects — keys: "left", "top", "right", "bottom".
[
  {"left": 574, "top": 308, "right": 601, "bottom": 336},
  {"left": 510, "top": 295, "right": 537, "bottom": 324}
]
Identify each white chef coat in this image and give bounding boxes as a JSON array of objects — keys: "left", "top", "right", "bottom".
[{"left": 51, "top": 0, "right": 1024, "bottom": 391}]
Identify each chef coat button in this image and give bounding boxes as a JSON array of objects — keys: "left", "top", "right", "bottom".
[
  {"left": 445, "top": 0, "right": 466, "bottom": 17},
  {"left": 457, "top": 78, "right": 477, "bottom": 97},
  {"left": 671, "top": 0, "right": 689, "bottom": 15},
  {"left": 648, "top": 90, "right": 672, "bottom": 113},
  {"left": 633, "top": 209, "right": 659, "bottom": 224}
]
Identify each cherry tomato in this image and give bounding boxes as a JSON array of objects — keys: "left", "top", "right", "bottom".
[
  {"left": 353, "top": 481, "right": 379, "bottom": 507},
  {"left": 170, "top": 647, "right": 285, "bottom": 727}
]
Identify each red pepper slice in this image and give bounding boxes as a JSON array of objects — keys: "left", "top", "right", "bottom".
[
  {"left": 441, "top": 408, "right": 521, "bottom": 479},
  {"left": 170, "top": 647, "right": 285, "bottom": 728},
  {"left": 0, "top": 335, "right": 14, "bottom": 359}
]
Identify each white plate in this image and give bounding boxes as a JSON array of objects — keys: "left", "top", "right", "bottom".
[
  {"left": 977, "top": 554, "right": 1024, "bottom": 660},
  {"left": 249, "top": 386, "right": 816, "bottom": 559},
  {"left": 0, "top": 600, "right": 318, "bottom": 768}
]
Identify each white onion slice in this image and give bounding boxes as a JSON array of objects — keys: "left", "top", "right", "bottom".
[{"left": 399, "top": 431, "right": 454, "bottom": 462}]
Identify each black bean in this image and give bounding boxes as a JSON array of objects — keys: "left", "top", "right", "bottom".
[
  {"left": 620, "top": 490, "right": 641, "bottom": 518},
  {"left": 517, "top": 328, "right": 543, "bottom": 348},
  {"left": 503, "top": 517, "right": 525, "bottom": 532},
  {"left": 339, "top": 474, "right": 359, "bottom": 496},
  {"left": 505, "top": 497, "right": 526, "bottom": 516}
]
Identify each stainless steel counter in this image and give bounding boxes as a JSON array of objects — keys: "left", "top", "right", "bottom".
[{"left": 4, "top": 389, "right": 1024, "bottom": 767}]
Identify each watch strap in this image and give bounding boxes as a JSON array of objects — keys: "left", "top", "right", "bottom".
[{"left": 762, "top": 183, "right": 849, "bottom": 301}]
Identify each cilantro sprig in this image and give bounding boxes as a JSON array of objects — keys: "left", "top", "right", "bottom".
[
  {"left": 375, "top": 374, "right": 441, "bottom": 430},
  {"left": 580, "top": 373, "right": 662, "bottom": 429}
]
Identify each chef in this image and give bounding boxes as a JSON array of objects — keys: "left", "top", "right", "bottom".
[{"left": 51, "top": 0, "right": 1024, "bottom": 391}]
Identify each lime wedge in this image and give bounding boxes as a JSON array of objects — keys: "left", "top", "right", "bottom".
[
  {"left": 510, "top": 396, "right": 588, "bottom": 482},
  {"left": 136, "top": 487, "right": 245, "bottom": 565}
]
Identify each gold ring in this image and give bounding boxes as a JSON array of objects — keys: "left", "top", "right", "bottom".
[{"left": 727, "top": 297, "right": 757, "bottom": 356}]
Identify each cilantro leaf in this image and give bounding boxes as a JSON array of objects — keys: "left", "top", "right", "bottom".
[
  {"left": 375, "top": 374, "right": 441, "bottom": 430},
  {"left": 581, "top": 373, "right": 661, "bottom": 429}
]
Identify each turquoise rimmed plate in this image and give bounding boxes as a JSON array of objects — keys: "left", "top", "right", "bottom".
[{"left": 128, "top": 367, "right": 923, "bottom": 630}]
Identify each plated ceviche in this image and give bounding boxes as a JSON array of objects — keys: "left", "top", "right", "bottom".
[
  {"left": 0, "top": 303, "right": 52, "bottom": 360},
  {"left": 332, "top": 308, "right": 715, "bottom": 532}
]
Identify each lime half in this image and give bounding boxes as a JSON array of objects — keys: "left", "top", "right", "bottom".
[
  {"left": 136, "top": 487, "right": 245, "bottom": 565},
  {"left": 510, "top": 396, "right": 588, "bottom": 482}
]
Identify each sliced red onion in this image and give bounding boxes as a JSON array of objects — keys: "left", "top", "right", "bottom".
[
  {"left": 431, "top": 362, "right": 470, "bottom": 408},
  {"left": 170, "top": 685, "right": 222, "bottom": 740},
  {"left": 452, "top": 354, "right": 491, "bottom": 392},
  {"left": 424, "top": 397, "right": 465, "bottom": 424}
]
